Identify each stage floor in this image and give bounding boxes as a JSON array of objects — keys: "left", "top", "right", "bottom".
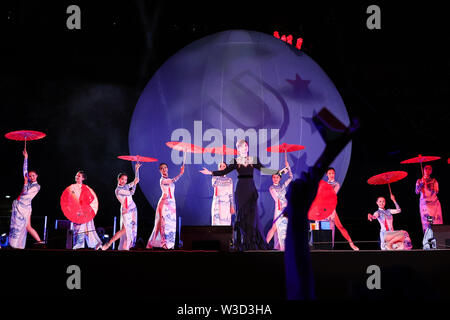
[{"left": 1, "top": 248, "right": 449, "bottom": 299}]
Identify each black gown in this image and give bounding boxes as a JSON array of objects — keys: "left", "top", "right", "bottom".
[{"left": 213, "top": 157, "right": 276, "bottom": 251}]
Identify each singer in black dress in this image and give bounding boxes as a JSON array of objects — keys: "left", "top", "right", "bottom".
[{"left": 201, "top": 140, "right": 277, "bottom": 251}]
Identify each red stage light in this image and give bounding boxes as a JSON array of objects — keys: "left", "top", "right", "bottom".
[
  {"left": 296, "top": 38, "right": 303, "bottom": 50},
  {"left": 287, "top": 35, "right": 293, "bottom": 45},
  {"left": 273, "top": 31, "right": 303, "bottom": 51}
]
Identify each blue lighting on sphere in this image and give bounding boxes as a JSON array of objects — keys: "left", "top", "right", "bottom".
[{"left": 129, "top": 30, "right": 351, "bottom": 233}]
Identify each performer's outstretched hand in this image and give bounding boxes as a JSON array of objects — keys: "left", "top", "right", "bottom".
[
  {"left": 23, "top": 149, "right": 28, "bottom": 159},
  {"left": 135, "top": 162, "right": 142, "bottom": 171},
  {"left": 367, "top": 213, "right": 374, "bottom": 221},
  {"left": 180, "top": 165, "right": 185, "bottom": 175},
  {"left": 199, "top": 168, "right": 212, "bottom": 175}
]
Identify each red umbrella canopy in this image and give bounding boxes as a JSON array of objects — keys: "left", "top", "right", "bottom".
[
  {"left": 367, "top": 171, "right": 408, "bottom": 185},
  {"left": 118, "top": 155, "right": 158, "bottom": 162},
  {"left": 166, "top": 141, "right": 204, "bottom": 153},
  {"left": 60, "top": 185, "right": 98, "bottom": 224},
  {"left": 308, "top": 180, "right": 337, "bottom": 220},
  {"left": 5, "top": 130, "right": 46, "bottom": 141},
  {"left": 400, "top": 154, "right": 441, "bottom": 164},
  {"left": 203, "top": 145, "right": 237, "bottom": 155},
  {"left": 267, "top": 143, "right": 305, "bottom": 153}
]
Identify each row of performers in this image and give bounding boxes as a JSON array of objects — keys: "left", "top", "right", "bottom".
[{"left": 8, "top": 140, "right": 443, "bottom": 251}]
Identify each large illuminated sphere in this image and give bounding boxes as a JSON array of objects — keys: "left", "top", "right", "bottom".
[{"left": 129, "top": 30, "right": 351, "bottom": 233}]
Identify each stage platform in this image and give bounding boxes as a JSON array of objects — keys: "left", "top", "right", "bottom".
[{"left": 1, "top": 248, "right": 449, "bottom": 300}]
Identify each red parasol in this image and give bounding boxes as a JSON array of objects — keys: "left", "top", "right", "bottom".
[
  {"left": 308, "top": 180, "right": 337, "bottom": 220},
  {"left": 267, "top": 143, "right": 305, "bottom": 162},
  {"left": 203, "top": 144, "right": 237, "bottom": 162},
  {"left": 118, "top": 155, "right": 158, "bottom": 163},
  {"left": 203, "top": 145, "right": 237, "bottom": 155},
  {"left": 166, "top": 141, "right": 204, "bottom": 153},
  {"left": 5, "top": 130, "right": 46, "bottom": 150},
  {"left": 401, "top": 154, "right": 441, "bottom": 175},
  {"left": 60, "top": 184, "right": 99, "bottom": 224},
  {"left": 166, "top": 141, "right": 204, "bottom": 164},
  {"left": 367, "top": 171, "right": 408, "bottom": 196}
]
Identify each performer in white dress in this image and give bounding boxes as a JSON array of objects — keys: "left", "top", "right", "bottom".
[
  {"left": 211, "top": 162, "right": 235, "bottom": 226},
  {"left": 415, "top": 165, "right": 443, "bottom": 232},
  {"left": 266, "top": 160, "right": 293, "bottom": 251},
  {"left": 367, "top": 194, "right": 402, "bottom": 250},
  {"left": 9, "top": 149, "right": 44, "bottom": 248},
  {"left": 147, "top": 163, "right": 184, "bottom": 249},
  {"left": 102, "top": 163, "right": 141, "bottom": 250},
  {"left": 70, "top": 171, "right": 103, "bottom": 250}
]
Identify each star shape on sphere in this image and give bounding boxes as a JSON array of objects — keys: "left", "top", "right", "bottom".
[
  {"left": 286, "top": 74, "right": 312, "bottom": 98},
  {"left": 302, "top": 110, "right": 318, "bottom": 135}
]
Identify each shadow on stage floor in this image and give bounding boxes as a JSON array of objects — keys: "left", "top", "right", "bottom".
[{"left": 1, "top": 248, "right": 449, "bottom": 300}]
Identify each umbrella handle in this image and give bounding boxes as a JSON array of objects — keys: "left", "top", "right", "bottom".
[
  {"left": 420, "top": 161, "right": 424, "bottom": 177},
  {"left": 284, "top": 150, "right": 287, "bottom": 164},
  {"left": 24, "top": 137, "right": 27, "bottom": 152},
  {"left": 388, "top": 183, "right": 392, "bottom": 196},
  {"left": 182, "top": 150, "right": 187, "bottom": 166}
]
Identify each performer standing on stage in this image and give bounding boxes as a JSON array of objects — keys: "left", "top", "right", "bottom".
[
  {"left": 266, "top": 160, "right": 293, "bottom": 251},
  {"left": 211, "top": 162, "right": 235, "bottom": 226},
  {"left": 147, "top": 163, "right": 184, "bottom": 249},
  {"left": 102, "top": 163, "right": 141, "bottom": 250},
  {"left": 200, "top": 139, "right": 277, "bottom": 251},
  {"left": 70, "top": 171, "right": 103, "bottom": 250},
  {"left": 9, "top": 149, "right": 44, "bottom": 248},
  {"left": 367, "top": 194, "right": 401, "bottom": 250},
  {"left": 415, "top": 165, "right": 443, "bottom": 232},
  {"left": 322, "top": 168, "right": 359, "bottom": 250}
]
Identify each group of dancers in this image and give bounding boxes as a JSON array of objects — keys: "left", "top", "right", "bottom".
[{"left": 6, "top": 139, "right": 444, "bottom": 251}]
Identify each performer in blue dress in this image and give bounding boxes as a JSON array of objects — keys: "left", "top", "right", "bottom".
[
  {"left": 70, "top": 171, "right": 103, "bottom": 250},
  {"left": 211, "top": 162, "right": 235, "bottom": 226},
  {"left": 200, "top": 139, "right": 277, "bottom": 251},
  {"left": 266, "top": 160, "right": 293, "bottom": 251},
  {"left": 9, "top": 149, "right": 44, "bottom": 248},
  {"left": 367, "top": 194, "right": 402, "bottom": 250},
  {"left": 147, "top": 163, "right": 184, "bottom": 249},
  {"left": 102, "top": 163, "right": 141, "bottom": 250}
]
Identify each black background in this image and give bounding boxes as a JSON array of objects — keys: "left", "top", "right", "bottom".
[{"left": 0, "top": 1, "right": 448, "bottom": 249}]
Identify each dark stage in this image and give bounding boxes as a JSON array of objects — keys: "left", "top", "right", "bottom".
[{"left": 1, "top": 248, "right": 450, "bottom": 300}]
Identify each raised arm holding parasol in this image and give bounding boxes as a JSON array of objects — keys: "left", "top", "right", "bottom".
[
  {"left": 101, "top": 156, "right": 151, "bottom": 250},
  {"left": 5, "top": 130, "right": 46, "bottom": 248},
  {"left": 8, "top": 148, "right": 44, "bottom": 248},
  {"left": 265, "top": 158, "right": 293, "bottom": 251},
  {"left": 146, "top": 142, "right": 196, "bottom": 249}
]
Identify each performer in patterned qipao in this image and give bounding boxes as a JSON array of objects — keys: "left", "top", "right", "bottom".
[
  {"left": 9, "top": 149, "right": 44, "bottom": 248},
  {"left": 266, "top": 160, "right": 293, "bottom": 251},
  {"left": 102, "top": 163, "right": 141, "bottom": 250},
  {"left": 70, "top": 171, "right": 103, "bottom": 250},
  {"left": 211, "top": 162, "right": 235, "bottom": 226},
  {"left": 147, "top": 163, "right": 184, "bottom": 249},
  {"left": 367, "top": 194, "right": 402, "bottom": 250},
  {"left": 415, "top": 165, "right": 443, "bottom": 232}
]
